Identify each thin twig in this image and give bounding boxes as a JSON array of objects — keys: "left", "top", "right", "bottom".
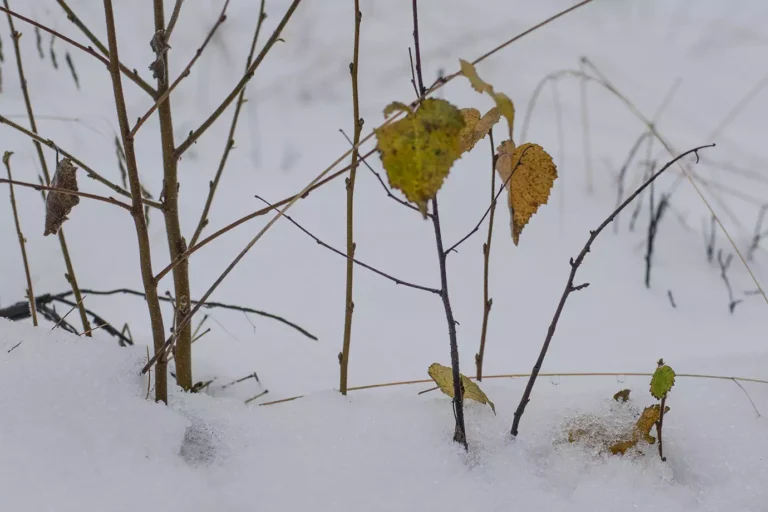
[
  {"left": 175, "top": 0, "right": 302, "bottom": 157},
  {"left": 510, "top": 144, "right": 714, "bottom": 437},
  {"left": 476, "top": 135, "right": 496, "bottom": 381},
  {"left": 189, "top": 0, "right": 267, "bottom": 248},
  {"left": 245, "top": 389, "right": 269, "bottom": 404},
  {"left": 3, "top": 151, "right": 37, "bottom": 326},
  {"left": 614, "top": 131, "right": 650, "bottom": 233},
  {"left": 50, "top": 294, "right": 86, "bottom": 331},
  {"left": 255, "top": 195, "right": 439, "bottom": 295},
  {"left": 164, "top": 0, "right": 184, "bottom": 42},
  {"left": 130, "top": 0, "right": 230, "bottom": 137},
  {"left": 732, "top": 378, "right": 763, "bottom": 418},
  {"left": 50, "top": 287, "right": 318, "bottom": 341},
  {"left": 717, "top": 249, "right": 742, "bottom": 314},
  {"left": 340, "top": 0, "right": 363, "bottom": 395},
  {"left": 55, "top": 0, "right": 157, "bottom": 97}
]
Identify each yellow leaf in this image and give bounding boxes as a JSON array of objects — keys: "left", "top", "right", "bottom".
[
  {"left": 382, "top": 101, "right": 413, "bottom": 118},
  {"left": 505, "top": 143, "right": 557, "bottom": 245},
  {"left": 459, "top": 59, "right": 515, "bottom": 139},
  {"left": 427, "top": 363, "right": 496, "bottom": 414},
  {"left": 374, "top": 99, "right": 465, "bottom": 217},
  {"left": 459, "top": 107, "right": 501, "bottom": 154},
  {"left": 494, "top": 139, "right": 516, "bottom": 185}
]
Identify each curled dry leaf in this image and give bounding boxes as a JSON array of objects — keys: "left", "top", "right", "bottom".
[
  {"left": 459, "top": 107, "right": 502, "bottom": 154},
  {"left": 427, "top": 363, "right": 496, "bottom": 414},
  {"left": 459, "top": 59, "right": 515, "bottom": 139},
  {"left": 382, "top": 101, "right": 413, "bottom": 118},
  {"left": 495, "top": 142, "right": 557, "bottom": 245},
  {"left": 374, "top": 98, "right": 464, "bottom": 217},
  {"left": 44, "top": 158, "right": 80, "bottom": 236}
]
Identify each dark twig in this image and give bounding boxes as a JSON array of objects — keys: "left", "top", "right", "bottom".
[
  {"left": 667, "top": 290, "right": 677, "bottom": 309},
  {"left": 717, "top": 249, "right": 742, "bottom": 314},
  {"left": 411, "top": 0, "right": 425, "bottom": 95},
  {"left": 644, "top": 178, "right": 669, "bottom": 289},
  {"left": 614, "top": 131, "right": 650, "bottom": 233},
  {"left": 7, "top": 341, "right": 22, "bottom": 353},
  {"left": 189, "top": 1, "right": 267, "bottom": 248},
  {"left": 510, "top": 144, "right": 714, "bottom": 437},
  {"left": 164, "top": 0, "right": 184, "bottom": 42},
  {"left": 747, "top": 204, "right": 768, "bottom": 261},
  {"left": 657, "top": 395, "right": 667, "bottom": 461},
  {"left": 255, "top": 195, "right": 440, "bottom": 295},
  {"left": 704, "top": 214, "right": 717, "bottom": 263},
  {"left": 245, "top": 389, "right": 269, "bottom": 404}
]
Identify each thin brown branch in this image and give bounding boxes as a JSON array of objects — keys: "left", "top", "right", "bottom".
[
  {"left": 0, "top": 176, "right": 132, "bottom": 210},
  {"left": 55, "top": 0, "right": 157, "bottom": 97},
  {"left": 3, "top": 152, "right": 37, "bottom": 326},
  {"left": 340, "top": 0, "right": 363, "bottom": 395},
  {"left": 510, "top": 144, "right": 714, "bottom": 437},
  {"left": 255, "top": 195, "right": 440, "bottom": 295},
  {"left": 4, "top": 0, "right": 91, "bottom": 335},
  {"left": 476, "top": 134, "right": 496, "bottom": 381},
  {"left": 103, "top": 0, "right": 168, "bottom": 402},
  {"left": 164, "top": 0, "right": 184, "bottom": 42},
  {"left": 411, "top": 0, "right": 425, "bottom": 95},
  {"left": 0, "top": 114, "right": 163, "bottom": 209},
  {"left": 175, "top": 0, "right": 302, "bottom": 157},
  {"left": 189, "top": 0, "right": 267, "bottom": 248},
  {"left": 155, "top": 147, "right": 376, "bottom": 284},
  {"left": 130, "top": 0, "right": 230, "bottom": 137}
]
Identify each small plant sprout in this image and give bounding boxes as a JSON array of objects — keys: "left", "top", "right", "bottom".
[{"left": 650, "top": 358, "right": 675, "bottom": 461}]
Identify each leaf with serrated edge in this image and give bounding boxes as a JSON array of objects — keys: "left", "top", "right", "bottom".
[
  {"left": 650, "top": 364, "right": 675, "bottom": 399},
  {"left": 459, "top": 59, "right": 515, "bottom": 139},
  {"left": 428, "top": 363, "right": 496, "bottom": 414},
  {"left": 374, "top": 99, "right": 464, "bottom": 217},
  {"left": 506, "top": 143, "right": 557, "bottom": 245}
]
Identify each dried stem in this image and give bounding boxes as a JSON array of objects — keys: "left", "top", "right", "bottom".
[
  {"left": 103, "top": 0, "right": 168, "bottom": 402},
  {"left": 4, "top": 0, "right": 91, "bottom": 335},
  {"left": 131, "top": 1, "right": 229, "bottom": 138},
  {"left": 151, "top": 0, "right": 193, "bottom": 391},
  {"left": 510, "top": 144, "right": 714, "bottom": 437},
  {"left": 431, "top": 197, "right": 467, "bottom": 448},
  {"left": 340, "top": 0, "right": 363, "bottom": 395},
  {"left": 3, "top": 152, "right": 37, "bottom": 326},
  {"left": 175, "top": 0, "right": 302, "bottom": 157},
  {"left": 717, "top": 249, "right": 742, "bottom": 314},
  {"left": 0, "top": 114, "right": 162, "bottom": 209},
  {"left": 475, "top": 135, "right": 496, "bottom": 381},
  {"left": 657, "top": 395, "right": 667, "bottom": 461},
  {"left": 189, "top": 0, "right": 267, "bottom": 248},
  {"left": 55, "top": 0, "right": 157, "bottom": 97}
]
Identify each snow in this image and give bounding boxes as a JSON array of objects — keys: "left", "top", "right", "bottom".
[{"left": 2, "top": 0, "right": 768, "bottom": 510}]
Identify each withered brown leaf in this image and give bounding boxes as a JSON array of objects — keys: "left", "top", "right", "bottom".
[{"left": 44, "top": 158, "right": 80, "bottom": 236}]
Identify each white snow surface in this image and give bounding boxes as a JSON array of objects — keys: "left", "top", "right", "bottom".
[{"left": 2, "top": 0, "right": 768, "bottom": 510}]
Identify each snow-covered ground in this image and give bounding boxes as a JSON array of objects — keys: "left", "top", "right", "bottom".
[{"left": 2, "top": 0, "right": 768, "bottom": 510}]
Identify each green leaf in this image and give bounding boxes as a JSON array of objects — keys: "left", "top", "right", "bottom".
[
  {"left": 459, "top": 59, "right": 515, "bottom": 139},
  {"left": 428, "top": 362, "right": 495, "bottom": 414},
  {"left": 374, "top": 99, "right": 465, "bottom": 217},
  {"left": 382, "top": 101, "right": 413, "bottom": 118},
  {"left": 650, "top": 361, "right": 675, "bottom": 399}
]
